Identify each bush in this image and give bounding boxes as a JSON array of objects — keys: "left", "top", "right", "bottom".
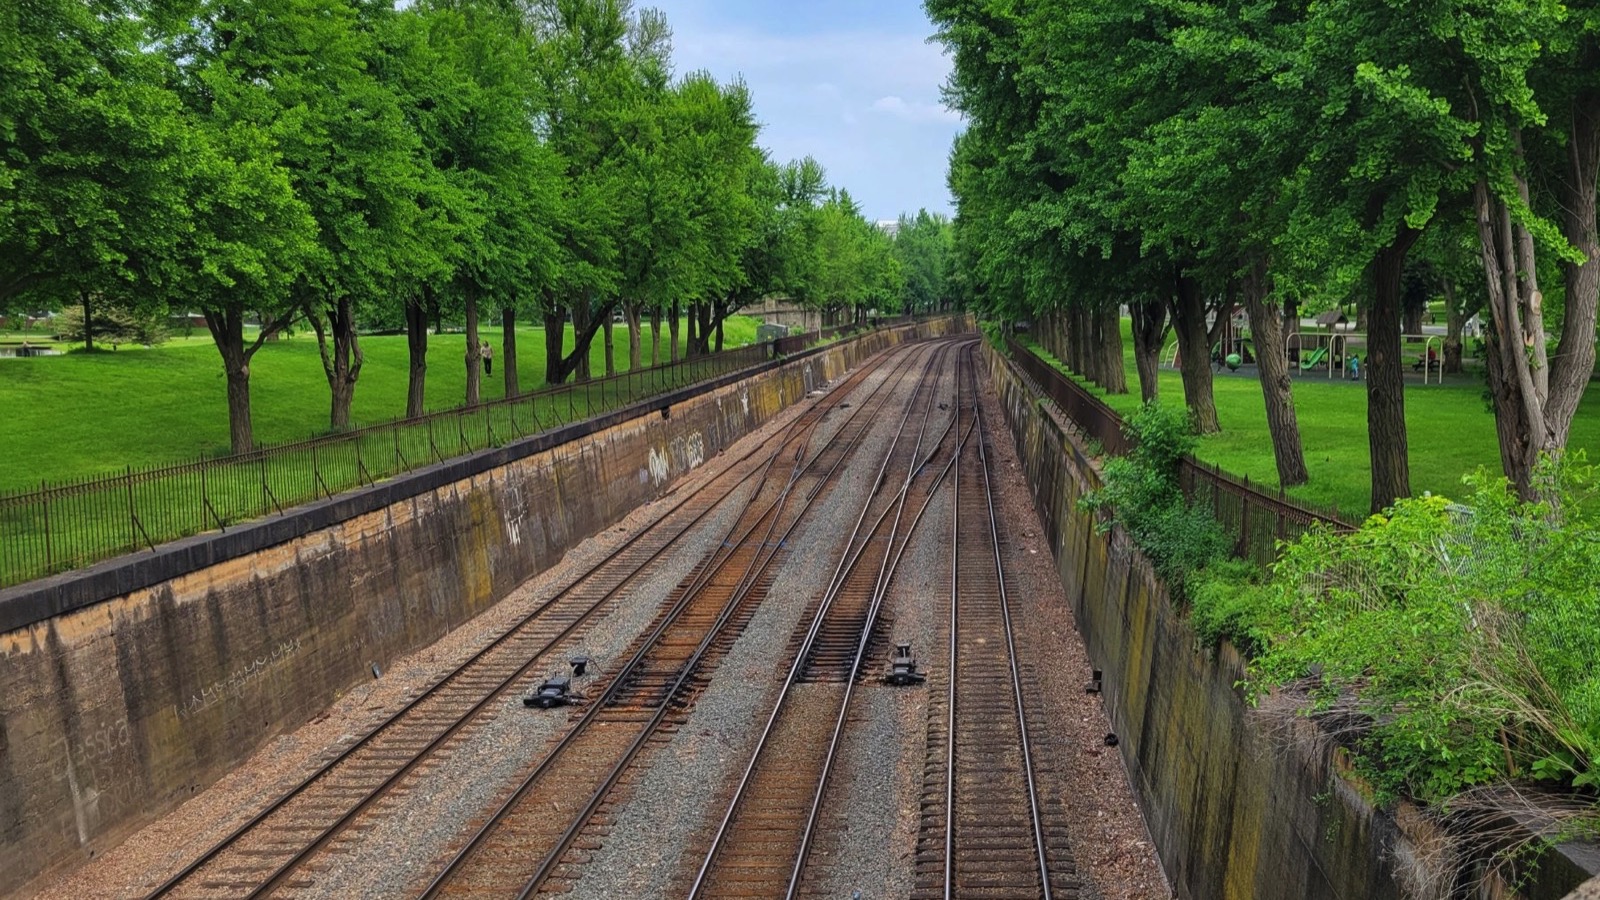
[
  {"left": 980, "top": 320, "right": 1008, "bottom": 352},
  {"left": 1188, "top": 559, "right": 1278, "bottom": 656},
  {"left": 1081, "top": 401, "right": 1230, "bottom": 599},
  {"left": 1240, "top": 455, "right": 1600, "bottom": 802}
]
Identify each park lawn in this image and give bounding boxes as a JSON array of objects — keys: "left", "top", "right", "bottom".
[
  {"left": 1030, "top": 323, "right": 1600, "bottom": 516},
  {"left": 0, "top": 317, "right": 761, "bottom": 492}
]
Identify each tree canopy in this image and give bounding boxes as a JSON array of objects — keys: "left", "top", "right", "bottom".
[
  {"left": 931, "top": 0, "right": 1600, "bottom": 506},
  {"left": 0, "top": 0, "right": 907, "bottom": 453}
]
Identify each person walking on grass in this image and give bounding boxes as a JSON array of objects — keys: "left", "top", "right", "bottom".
[
  {"left": 1347, "top": 353, "right": 1361, "bottom": 381},
  {"left": 482, "top": 340, "right": 493, "bottom": 375}
]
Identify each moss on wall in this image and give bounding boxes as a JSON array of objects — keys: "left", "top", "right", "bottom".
[{"left": 984, "top": 342, "right": 1594, "bottom": 900}]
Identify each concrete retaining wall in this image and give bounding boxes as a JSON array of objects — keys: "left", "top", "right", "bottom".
[
  {"left": 0, "top": 319, "right": 968, "bottom": 896},
  {"left": 984, "top": 342, "right": 1597, "bottom": 900}
]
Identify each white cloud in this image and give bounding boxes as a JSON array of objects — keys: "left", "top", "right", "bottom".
[
  {"left": 647, "top": 11, "right": 960, "bottom": 220},
  {"left": 871, "top": 95, "right": 960, "bottom": 124}
]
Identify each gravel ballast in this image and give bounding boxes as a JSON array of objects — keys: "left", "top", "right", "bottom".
[{"left": 29, "top": 341, "right": 1169, "bottom": 899}]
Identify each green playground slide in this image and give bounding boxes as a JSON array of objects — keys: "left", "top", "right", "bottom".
[{"left": 1299, "top": 346, "right": 1328, "bottom": 370}]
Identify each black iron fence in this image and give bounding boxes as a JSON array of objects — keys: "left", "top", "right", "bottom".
[
  {"left": 0, "top": 340, "right": 786, "bottom": 589},
  {"left": 1005, "top": 337, "right": 1354, "bottom": 566}
]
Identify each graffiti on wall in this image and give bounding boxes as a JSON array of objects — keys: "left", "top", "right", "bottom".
[{"left": 174, "top": 637, "right": 303, "bottom": 722}]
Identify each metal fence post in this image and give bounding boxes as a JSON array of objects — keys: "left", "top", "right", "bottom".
[
  {"left": 1240, "top": 474, "right": 1252, "bottom": 558},
  {"left": 126, "top": 466, "right": 136, "bottom": 553},
  {"left": 41, "top": 479, "right": 52, "bottom": 573}
]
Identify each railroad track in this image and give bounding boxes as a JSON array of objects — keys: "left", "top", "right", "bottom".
[
  {"left": 415, "top": 343, "right": 950, "bottom": 899},
  {"left": 142, "top": 345, "right": 915, "bottom": 900},
  {"left": 912, "top": 343, "right": 1079, "bottom": 900},
  {"left": 686, "top": 341, "right": 972, "bottom": 900}
]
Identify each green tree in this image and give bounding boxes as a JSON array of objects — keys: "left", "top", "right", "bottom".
[
  {"left": 234, "top": 0, "right": 457, "bottom": 430},
  {"left": 893, "top": 210, "right": 953, "bottom": 316},
  {"left": 0, "top": 0, "right": 192, "bottom": 347},
  {"left": 152, "top": 0, "right": 323, "bottom": 453}
]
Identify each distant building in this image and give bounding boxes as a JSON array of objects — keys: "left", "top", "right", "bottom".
[{"left": 875, "top": 219, "right": 900, "bottom": 238}]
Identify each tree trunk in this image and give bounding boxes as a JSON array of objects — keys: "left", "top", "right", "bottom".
[
  {"left": 502, "top": 307, "right": 519, "bottom": 398},
  {"left": 699, "top": 302, "right": 715, "bottom": 355},
  {"left": 1442, "top": 278, "right": 1464, "bottom": 375},
  {"left": 1547, "top": 92, "right": 1600, "bottom": 474},
  {"left": 602, "top": 314, "right": 615, "bottom": 376},
  {"left": 309, "top": 292, "right": 363, "bottom": 431},
  {"left": 649, "top": 307, "right": 661, "bottom": 367},
  {"left": 463, "top": 285, "right": 482, "bottom": 405},
  {"left": 405, "top": 292, "right": 429, "bottom": 418},
  {"left": 669, "top": 301, "right": 680, "bottom": 363},
  {"left": 1368, "top": 227, "right": 1420, "bottom": 512},
  {"left": 544, "top": 306, "right": 567, "bottom": 386},
  {"left": 626, "top": 301, "right": 643, "bottom": 371},
  {"left": 203, "top": 305, "right": 294, "bottom": 455},
  {"left": 1095, "top": 303, "right": 1127, "bottom": 394},
  {"left": 214, "top": 313, "right": 253, "bottom": 454},
  {"left": 225, "top": 355, "right": 252, "bottom": 453},
  {"left": 572, "top": 300, "right": 592, "bottom": 382},
  {"left": 1207, "top": 292, "right": 1232, "bottom": 350},
  {"left": 1131, "top": 299, "right": 1167, "bottom": 404},
  {"left": 1241, "top": 258, "right": 1308, "bottom": 487},
  {"left": 82, "top": 292, "right": 95, "bottom": 352},
  {"left": 1171, "top": 272, "right": 1220, "bottom": 434},
  {"left": 1474, "top": 131, "right": 1554, "bottom": 499},
  {"left": 1402, "top": 279, "right": 1427, "bottom": 337},
  {"left": 1069, "top": 306, "right": 1088, "bottom": 378}
]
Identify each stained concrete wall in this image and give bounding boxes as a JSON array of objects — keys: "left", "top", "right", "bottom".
[
  {"left": 984, "top": 343, "right": 1597, "bottom": 900},
  {"left": 0, "top": 319, "right": 969, "bottom": 896}
]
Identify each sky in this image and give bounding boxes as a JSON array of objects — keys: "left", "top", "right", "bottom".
[{"left": 645, "top": 0, "right": 961, "bottom": 224}]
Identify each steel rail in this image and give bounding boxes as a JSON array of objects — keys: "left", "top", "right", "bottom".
[
  {"left": 942, "top": 344, "right": 1053, "bottom": 899},
  {"left": 146, "top": 346, "right": 906, "bottom": 900},
  {"left": 975, "top": 346, "right": 1056, "bottom": 899},
  {"left": 420, "top": 343, "right": 942, "bottom": 900},
  {"left": 508, "top": 343, "right": 952, "bottom": 900},
  {"left": 783, "top": 358, "right": 977, "bottom": 900},
  {"left": 687, "top": 341, "right": 971, "bottom": 899}
]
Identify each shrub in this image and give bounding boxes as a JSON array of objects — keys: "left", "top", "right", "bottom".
[
  {"left": 1241, "top": 455, "right": 1600, "bottom": 802},
  {"left": 1188, "top": 559, "right": 1279, "bottom": 656},
  {"left": 1081, "top": 401, "right": 1230, "bottom": 598}
]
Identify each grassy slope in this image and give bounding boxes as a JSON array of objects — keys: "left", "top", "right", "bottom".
[
  {"left": 0, "top": 318, "right": 760, "bottom": 491},
  {"left": 1035, "top": 321, "right": 1600, "bottom": 515}
]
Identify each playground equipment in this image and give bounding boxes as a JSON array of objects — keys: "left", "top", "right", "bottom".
[
  {"left": 1286, "top": 331, "right": 1351, "bottom": 378},
  {"left": 1163, "top": 304, "right": 1249, "bottom": 371},
  {"left": 1405, "top": 334, "right": 1443, "bottom": 385}
]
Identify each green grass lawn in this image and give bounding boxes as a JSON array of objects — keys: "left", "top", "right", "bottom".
[
  {"left": 1026, "top": 322, "right": 1600, "bottom": 516},
  {"left": 0, "top": 318, "right": 761, "bottom": 491}
]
